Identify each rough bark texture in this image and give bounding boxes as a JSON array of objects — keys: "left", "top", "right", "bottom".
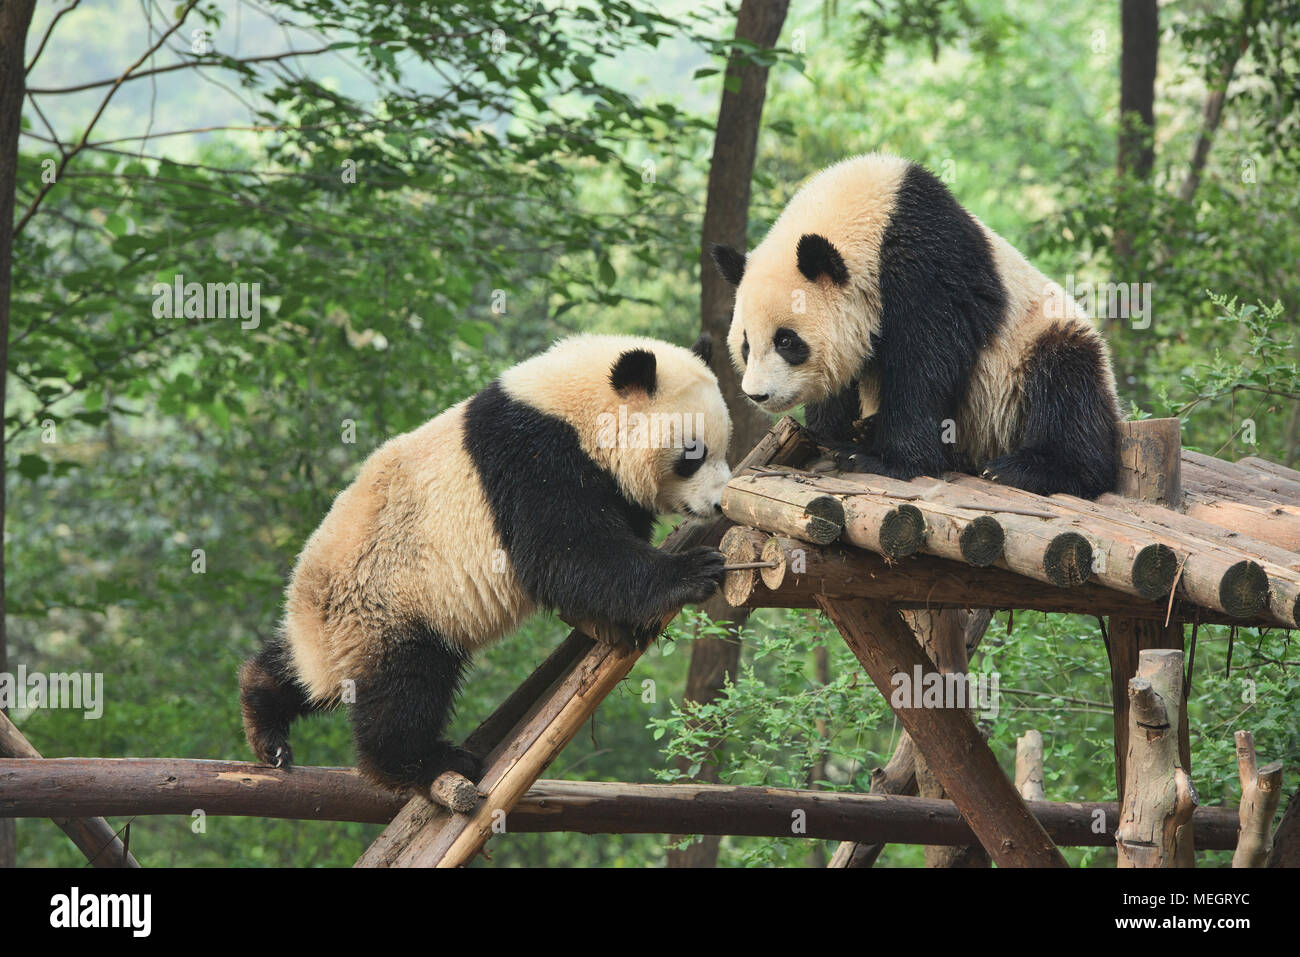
[
  {"left": 669, "top": 0, "right": 789, "bottom": 869},
  {"left": 0, "top": 0, "right": 39, "bottom": 867},
  {"left": 906, "top": 609, "right": 990, "bottom": 868},
  {"left": 828, "top": 610, "right": 990, "bottom": 868},
  {"left": 1107, "top": 617, "right": 1190, "bottom": 803},
  {"left": 1115, "top": 650, "right": 1197, "bottom": 868},
  {"left": 1115, "top": 419, "right": 1183, "bottom": 506},
  {"left": 1016, "top": 730, "right": 1047, "bottom": 802},
  {"left": 1231, "top": 730, "right": 1283, "bottom": 868}
]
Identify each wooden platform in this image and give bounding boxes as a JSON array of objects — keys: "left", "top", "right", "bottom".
[{"left": 719, "top": 435, "right": 1300, "bottom": 629}]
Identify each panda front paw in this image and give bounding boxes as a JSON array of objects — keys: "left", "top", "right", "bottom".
[
  {"left": 832, "top": 446, "right": 884, "bottom": 473},
  {"left": 250, "top": 734, "right": 293, "bottom": 770},
  {"left": 674, "top": 546, "right": 727, "bottom": 606}
]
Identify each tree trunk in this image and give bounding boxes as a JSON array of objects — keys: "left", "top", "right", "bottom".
[
  {"left": 670, "top": 0, "right": 790, "bottom": 869},
  {"left": 1114, "top": 0, "right": 1159, "bottom": 407},
  {"left": 0, "top": 0, "right": 39, "bottom": 870}
]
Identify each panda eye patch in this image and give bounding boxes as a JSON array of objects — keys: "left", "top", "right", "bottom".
[
  {"left": 741, "top": 331, "right": 749, "bottom": 364},
  {"left": 674, "top": 441, "right": 707, "bottom": 477},
  {"left": 773, "top": 327, "right": 809, "bottom": 365}
]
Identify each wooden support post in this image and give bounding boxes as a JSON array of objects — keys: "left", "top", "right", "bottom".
[
  {"left": 1116, "top": 649, "right": 1197, "bottom": 867},
  {"left": 0, "top": 712, "right": 139, "bottom": 867},
  {"left": 1108, "top": 417, "right": 1190, "bottom": 841},
  {"left": 906, "top": 608, "right": 990, "bottom": 868},
  {"left": 828, "top": 610, "right": 992, "bottom": 869},
  {"left": 1116, "top": 418, "right": 1183, "bottom": 506},
  {"left": 1231, "top": 730, "right": 1283, "bottom": 868},
  {"left": 817, "top": 597, "right": 1067, "bottom": 867},
  {"left": 1016, "top": 730, "right": 1047, "bottom": 801}
]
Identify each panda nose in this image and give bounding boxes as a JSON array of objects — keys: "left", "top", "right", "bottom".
[{"left": 745, "top": 391, "right": 769, "bottom": 403}]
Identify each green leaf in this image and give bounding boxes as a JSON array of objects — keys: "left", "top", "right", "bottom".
[{"left": 17, "top": 454, "right": 49, "bottom": 479}]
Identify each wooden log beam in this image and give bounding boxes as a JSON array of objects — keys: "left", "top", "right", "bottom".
[
  {"left": 1231, "top": 730, "right": 1283, "bottom": 868},
  {"left": 0, "top": 757, "right": 405, "bottom": 822},
  {"left": 826, "top": 732, "right": 918, "bottom": 868},
  {"left": 1237, "top": 456, "right": 1300, "bottom": 503},
  {"left": 817, "top": 596, "right": 1068, "bottom": 867},
  {"left": 501, "top": 780, "right": 1241, "bottom": 850},
  {"left": 731, "top": 465, "right": 1296, "bottom": 624},
  {"left": 0, "top": 760, "right": 1243, "bottom": 850},
  {"left": 1181, "top": 489, "right": 1300, "bottom": 554},
  {"left": 1186, "top": 450, "right": 1300, "bottom": 503},
  {"left": 755, "top": 469, "right": 1094, "bottom": 589},
  {"left": 358, "top": 416, "right": 815, "bottom": 868},
  {"left": 721, "top": 472, "right": 844, "bottom": 545},
  {"left": 944, "top": 473, "right": 1292, "bottom": 626},
  {"left": 0, "top": 712, "right": 139, "bottom": 868},
  {"left": 721, "top": 529, "right": 1250, "bottom": 625},
  {"left": 1116, "top": 649, "right": 1197, "bottom": 868}
]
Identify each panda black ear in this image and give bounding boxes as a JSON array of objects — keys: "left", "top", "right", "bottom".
[
  {"left": 796, "top": 233, "right": 849, "bottom": 286},
  {"left": 689, "top": 331, "right": 713, "bottom": 365},
  {"left": 709, "top": 243, "right": 746, "bottom": 286},
  {"left": 609, "top": 348, "right": 658, "bottom": 398}
]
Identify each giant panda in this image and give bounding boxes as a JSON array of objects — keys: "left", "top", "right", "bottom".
[
  {"left": 711, "top": 153, "right": 1121, "bottom": 499},
  {"left": 239, "top": 333, "right": 732, "bottom": 794}
]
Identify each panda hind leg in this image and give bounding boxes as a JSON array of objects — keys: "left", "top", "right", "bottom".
[
  {"left": 350, "top": 621, "right": 483, "bottom": 796},
  {"left": 981, "top": 323, "right": 1119, "bottom": 500},
  {"left": 239, "top": 639, "right": 319, "bottom": 770}
]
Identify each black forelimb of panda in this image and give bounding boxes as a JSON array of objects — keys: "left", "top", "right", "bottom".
[
  {"left": 980, "top": 322, "right": 1120, "bottom": 499},
  {"left": 464, "top": 380, "right": 727, "bottom": 652},
  {"left": 830, "top": 165, "right": 1007, "bottom": 482}
]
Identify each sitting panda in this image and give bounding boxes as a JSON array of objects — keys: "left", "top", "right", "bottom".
[
  {"left": 711, "top": 153, "right": 1121, "bottom": 499},
  {"left": 240, "top": 334, "right": 732, "bottom": 794}
]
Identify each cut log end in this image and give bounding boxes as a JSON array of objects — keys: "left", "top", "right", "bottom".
[
  {"left": 803, "top": 494, "right": 846, "bottom": 545},
  {"left": 721, "top": 526, "right": 759, "bottom": 607},
  {"left": 759, "top": 537, "right": 787, "bottom": 590},
  {"left": 878, "top": 503, "right": 926, "bottom": 559},
  {"left": 958, "top": 514, "right": 1005, "bottom": 567},
  {"left": 1043, "top": 532, "right": 1093, "bottom": 588},
  {"left": 1219, "top": 560, "right": 1269, "bottom": 619},
  {"left": 429, "top": 771, "right": 479, "bottom": 814},
  {"left": 1131, "top": 542, "right": 1180, "bottom": 600}
]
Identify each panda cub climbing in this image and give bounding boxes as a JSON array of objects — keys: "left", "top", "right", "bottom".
[
  {"left": 240, "top": 334, "right": 732, "bottom": 794},
  {"left": 712, "top": 153, "right": 1121, "bottom": 499}
]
